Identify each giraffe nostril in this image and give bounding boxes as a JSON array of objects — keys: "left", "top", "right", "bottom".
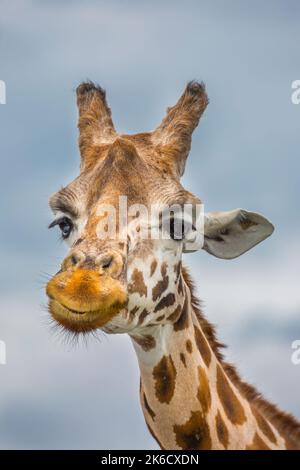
[
  {"left": 63, "top": 250, "right": 86, "bottom": 270},
  {"left": 100, "top": 255, "right": 113, "bottom": 270},
  {"left": 71, "top": 255, "right": 78, "bottom": 266},
  {"left": 95, "top": 252, "right": 124, "bottom": 277}
]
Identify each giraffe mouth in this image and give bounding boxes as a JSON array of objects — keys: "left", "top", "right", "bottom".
[
  {"left": 58, "top": 303, "right": 86, "bottom": 315},
  {"left": 48, "top": 298, "right": 127, "bottom": 333}
]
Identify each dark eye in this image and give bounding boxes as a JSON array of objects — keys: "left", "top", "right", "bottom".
[
  {"left": 168, "top": 217, "right": 194, "bottom": 241},
  {"left": 59, "top": 218, "right": 73, "bottom": 238},
  {"left": 49, "top": 216, "right": 73, "bottom": 239}
]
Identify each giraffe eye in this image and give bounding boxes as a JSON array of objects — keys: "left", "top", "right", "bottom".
[
  {"left": 168, "top": 217, "right": 194, "bottom": 241},
  {"left": 48, "top": 216, "right": 73, "bottom": 239}
]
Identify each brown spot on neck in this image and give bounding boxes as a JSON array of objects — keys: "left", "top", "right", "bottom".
[
  {"left": 138, "top": 308, "right": 150, "bottom": 325},
  {"left": 152, "top": 355, "right": 176, "bottom": 404},
  {"left": 215, "top": 410, "right": 229, "bottom": 449},
  {"left": 246, "top": 432, "right": 271, "bottom": 450},
  {"left": 132, "top": 334, "right": 156, "bottom": 352},
  {"left": 252, "top": 407, "right": 277, "bottom": 445},
  {"left": 173, "top": 410, "right": 212, "bottom": 450},
  {"left": 150, "top": 259, "right": 158, "bottom": 277},
  {"left": 129, "top": 306, "right": 139, "bottom": 320},
  {"left": 154, "top": 293, "right": 175, "bottom": 312},
  {"left": 173, "top": 294, "right": 189, "bottom": 331},
  {"left": 180, "top": 352, "right": 187, "bottom": 367},
  {"left": 156, "top": 314, "right": 165, "bottom": 322},
  {"left": 186, "top": 339, "right": 193, "bottom": 353},
  {"left": 194, "top": 325, "right": 212, "bottom": 368},
  {"left": 167, "top": 305, "right": 182, "bottom": 322},
  {"left": 197, "top": 366, "right": 211, "bottom": 415},
  {"left": 177, "top": 276, "right": 184, "bottom": 296},
  {"left": 216, "top": 364, "right": 247, "bottom": 425},
  {"left": 152, "top": 263, "right": 169, "bottom": 301},
  {"left": 284, "top": 435, "right": 300, "bottom": 450},
  {"left": 128, "top": 268, "right": 147, "bottom": 297}
]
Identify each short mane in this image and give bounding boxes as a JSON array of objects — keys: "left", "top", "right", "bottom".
[{"left": 182, "top": 266, "right": 300, "bottom": 448}]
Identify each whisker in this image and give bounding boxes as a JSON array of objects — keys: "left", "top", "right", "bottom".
[{"left": 41, "top": 303, "right": 104, "bottom": 350}]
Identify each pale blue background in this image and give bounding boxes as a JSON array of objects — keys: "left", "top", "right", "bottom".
[{"left": 0, "top": 0, "right": 299, "bottom": 449}]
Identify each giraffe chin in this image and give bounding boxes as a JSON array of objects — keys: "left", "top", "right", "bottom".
[{"left": 48, "top": 298, "right": 127, "bottom": 333}]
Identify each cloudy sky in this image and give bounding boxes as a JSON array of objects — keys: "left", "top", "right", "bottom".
[{"left": 0, "top": 0, "right": 299, "bottom": 449}]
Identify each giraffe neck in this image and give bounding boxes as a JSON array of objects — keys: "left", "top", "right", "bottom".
[{"left": 130, "top": 276, "right": 294, "bottom": 450}]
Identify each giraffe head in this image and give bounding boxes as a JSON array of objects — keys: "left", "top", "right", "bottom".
[{"left": 46, "top": 82, "right": 274, "bottom": 335}]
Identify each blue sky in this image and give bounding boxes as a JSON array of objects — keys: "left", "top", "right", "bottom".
[{"left": 0, "top": 0, "right": 299, "bottom": 449}]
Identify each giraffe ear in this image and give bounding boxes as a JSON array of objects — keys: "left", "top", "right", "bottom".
[
  {"left": 76, "top": 82, "right": 116, "bottom": 170},
  {"left": 152, "top": 81, "right": 208, "bottom": 177},
  {"left": 202, "top": 209, "right": 274, "bottom": 259}
]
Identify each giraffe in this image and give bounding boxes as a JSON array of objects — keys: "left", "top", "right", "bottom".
[{"left": 46, "top": 81, "right": 300, "bottom": 450}]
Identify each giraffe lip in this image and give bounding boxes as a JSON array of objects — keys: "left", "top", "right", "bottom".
[
  {"left": 51, "top": 300, "right": 101, "bottom": 316},
  {"left": 59, "top": 303, "right": 85, "bottom": 315},
  {"left": 46, "top": 297, "right": 90, "bottom": 315},
  {"left": 48, "top": 298, "right": 127, "bottom": 333}
]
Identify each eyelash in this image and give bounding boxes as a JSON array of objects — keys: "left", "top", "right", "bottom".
[
  {"left": 48, "top": 216, "right": 74, "bottom": 239},
  {"left": 166, "top": 217, "right": 195, "bottom": 241}
]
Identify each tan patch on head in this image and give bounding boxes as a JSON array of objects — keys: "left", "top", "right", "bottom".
[
  {"left": 215, "top": 410, "right": 229, "bottom": 449},
  {"left": 143, "top": 393, "right": 156, "bottom": 421},
  {"left": 152, "top": 263, "right": 169, "bottom": 301},
  {"left": 154, "top": 293, "right": 175, "bottom": 312},
  {"left": 216, "top": 365, "right": 246, "bottom": 425},
  {"left": 173, "top": 294, "right": 189, "bottom": 331},
  {"left": 173, "top": 411, "right": 212, "bottom": 450},
  {"left": 128, "top": 269, "right": 147, "bottom": 297},
  {"left": 197, "top": 366, "right": 211, "bottom": 415},
  {"left": 246, "top": 432, "right": 271, "bottom": 450},
  {"left": 194, "top": 325, "right": 212, "bottom": 368},
  {"left": 132, "top": 334, "right": 156, "bottom": 351},
  {"left": 252, "top": 407, "right": 277, "bottom": 444},
  {"left": 186, "top": 339, "right": 193, "bottom": 354},
  {"left": 152, "top": 355, "right": 176, "bottom": 404}
]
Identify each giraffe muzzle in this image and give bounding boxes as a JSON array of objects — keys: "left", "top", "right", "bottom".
[{"left": 46, "top": 267, "right": 127, "bottom": 333}]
